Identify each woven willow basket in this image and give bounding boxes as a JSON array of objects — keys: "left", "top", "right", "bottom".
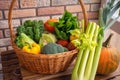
[{"left": 8, "top": 0, "right": 88, "bottom": 74}]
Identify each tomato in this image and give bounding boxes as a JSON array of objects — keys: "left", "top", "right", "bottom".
[
  {"left": 57, "top": 40, "right": 69, "bottom": 47},
  {"left": 44, "top": 19, "right": 59, "bottom": 32}
]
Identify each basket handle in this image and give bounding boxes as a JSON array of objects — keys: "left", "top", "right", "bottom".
[
  {"left": 78, "top": 0, "right": 88, "bottom": 31},
  {"left": 8, "top": 0, "right": 16, "bottom": 46},
  {"left": 8, "top": 0, "right": 88, "bottom": 45}
]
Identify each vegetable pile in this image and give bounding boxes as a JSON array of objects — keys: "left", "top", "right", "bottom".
[
  {"left": 14, "top": 0, "right": 120, "bottom": 78},
  {"left": 15, "top": 11, "right": 80, "bottom": 55},
  {"left": 71, "top": 0, "right": 120, "bottom": 80}
]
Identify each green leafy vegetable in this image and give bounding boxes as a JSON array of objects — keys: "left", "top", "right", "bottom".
[
  {"left": 16, "top": 20, "right": 44, "bottom": 45},
  {"left": 51, "top": 11, "right": 80, "bottom": 40},
  {"left": 99, "top": 0, "right": 120, "bottom": 30},
  {"left": 14, "top": 36, "right": 23, "bottom": 48},
  {"left": 15, "top": 33, "right": 35, "bottom": 48}
]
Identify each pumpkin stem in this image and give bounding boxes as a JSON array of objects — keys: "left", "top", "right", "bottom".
[{"left": 103, "top": 33, "right": 113, "bottom": 47}]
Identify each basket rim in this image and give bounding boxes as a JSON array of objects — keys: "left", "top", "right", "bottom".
[{"left": 13, "top": 42, "right": 78, "bottom": 59}]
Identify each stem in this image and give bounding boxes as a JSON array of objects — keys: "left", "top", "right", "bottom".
[
  {"left": 71, "top": 19, "right": 86, "bottom": 80},
  {"left": 84, "top": 25, "right": 99, "bottom": 80},
  {"left": 89, "top": 33, "right": 104, "bottom": 80},
  {"left": 78, "top": 22, "right": 96, "bottom": 80},
  {"left": 81, "top": 20, "right": 84, "bottom": 33},
  {"left": 71, "top": 50, "right": 84, "bottom": 80},
  {"left": 103, "top": 33, "right": 113, "bottom": 47},
  {"left": 98, "top": 8, "right": 105, "bottom": 28}
]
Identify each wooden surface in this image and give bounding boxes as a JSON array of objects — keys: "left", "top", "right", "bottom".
[
  {"left": 1, "top": 50, "right": 120, "bottom": 80},
  {"left": 21, "top": 61, "right": 120, "bottom": 80},
  {"left": 1, "top": 50, "right": 22, "bottom": 80}
]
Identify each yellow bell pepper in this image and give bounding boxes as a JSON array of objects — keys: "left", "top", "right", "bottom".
[
  {"left": 22, "top": 43, "right": 41, "bottom": 54},
  {"left": 70, "top": 29, "right": 80, "bottom": 41},
  {"left": 70, "top": 35, "right": 79, "bottom": 41}
]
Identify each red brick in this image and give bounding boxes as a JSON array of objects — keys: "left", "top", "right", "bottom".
[
  {"left": 0, "top": 47, "right": 7, "bottom": 52},
  {"left": 20, "top": 0, "right": 50, "bottom": 8},
  {"left": 90, "top": 0, "right": 100, "bottom": 3},
  {"left": 0, "top": 20, "right": 20, "bottom": 29},
  {"left": 91, "top": 4, "right": 100, "bottom": 11},
  {"left": 52, "top": 13, "right": 77, "bottom": 19},
  {"left": 8, "top": 46, "right": 13, "bottom": 50},
  {"left": 0, "top": 30, "right": 3, "bottom": 39},
  {"left": 20, "top": 0, "right": 37, "bottom": 8},
  {"left": 0, "top": 11, "right": 3, "bottom": 19},
  {"left": 37, "top": 7, "right": 64, "bottom": 16},
  {"left": 52, "top": 0, "right": 77, "bottom": 6},
  {"left": 4, "top": 9, "right": 36, "bottom": 19},
  {"left": 66, "top": 5, "right": 90, "bottom": 13},
  {"left": 0, "top": 38, "right": 11, "bottom": 47},
  {"left": 84, "top": 0, "right": 100, "bottom": 3},
  {"left": 4, "top": 28, "right": 17, "bottom": 38},
  {"left": 22, "top": 16, "right": 50, "bottom": 23},
  {"left": 78, "top": 12, "right": 99, "bottom": 20},
  {"left": 0, "top": 0, "right": 19, "bottom": 9}
]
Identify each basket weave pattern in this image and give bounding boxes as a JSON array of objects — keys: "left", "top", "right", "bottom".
[
  {"left": 13, "top": 43, "right": 78, "bottom": 74},
  {"left": 8, "top": 0, "right": 87, "bottom": 74}
]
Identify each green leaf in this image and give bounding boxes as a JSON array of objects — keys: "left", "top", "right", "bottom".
[
  {"left": 105, "top": 17, "right": 119, "bottom": 30},
  {"left": 98, "top": 8, "right": 105, "bottom": 28},
  {"left": 60, "top": 31, "right": 68, "bottom": 40},
  {"left": 107, "top": 1, "right": 120, "bottom": 22},
  {"left": 55, "top": 27, "right": 63, "bottom": 39}
]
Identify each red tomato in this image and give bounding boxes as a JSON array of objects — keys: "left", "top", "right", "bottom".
[
  {"left": 44, "top": 19, "right": 59, "bottom": 32},
  {"left": 57, "top": 40, "right": 69, "bottom": 47}
]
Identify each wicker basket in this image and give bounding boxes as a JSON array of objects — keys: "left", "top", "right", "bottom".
[{"left": 8, "top": 0, "right": 88, "bottom": 74}]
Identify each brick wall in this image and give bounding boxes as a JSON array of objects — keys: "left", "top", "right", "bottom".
[{"left": 0, "top": 0, "right": 101, "bottom": 52}]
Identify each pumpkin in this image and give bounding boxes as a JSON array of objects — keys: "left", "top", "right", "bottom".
[{"left": 97, "top": 33, "right": 120, "bottom": 75}]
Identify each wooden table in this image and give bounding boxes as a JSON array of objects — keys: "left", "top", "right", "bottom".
[{"left": 1, "top": 50, "right": 120, "bottom": 80}]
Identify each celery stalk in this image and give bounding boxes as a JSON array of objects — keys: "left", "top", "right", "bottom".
[
  {"left": 71, "top": 20, "right": 85, "bottom": 80},
  {"left": 71, "top": 21, "right": 90, "bottom": 80},
  {"left": 78, "top": 22, "right": 96, "bottom": 80},
  {"left": 71, "top": 50, "right": 83, "bottom": 80},
  {"left": 89, "top": 30, "right": 104, "bottom": 80},
  {"left": 84, "top": 25, "right": 99, "bottom": 80}
]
